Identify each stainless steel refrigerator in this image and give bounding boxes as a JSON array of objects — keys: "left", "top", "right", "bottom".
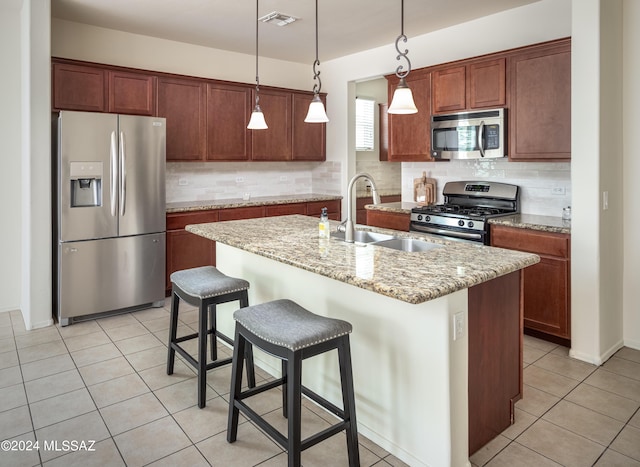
[{"left": 53, "top": 111, "right": 166, "bottom": 326}]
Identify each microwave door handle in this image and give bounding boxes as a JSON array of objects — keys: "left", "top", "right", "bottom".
[
  {"left": 477, "top": 121, "right": 486, "bottom": 157},
  {"left": 119, "top": 131, "right": 126, "bottom": 217},
  {"left": 110, "top": 131, "right": 117, "bottom": 217}
]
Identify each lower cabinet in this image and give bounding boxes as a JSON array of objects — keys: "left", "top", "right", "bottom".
[
  {"left": 490, "top": 225, "right": 571, "bottom": 344},
  {"left": 166, "top": 200, "right": 342, "bottom": 293},
  {"left": 366, "top": 210, "right": 410, "bottom": 232},
  {"left": 357, "top": 195, "right": 401, "bottom": 225}
]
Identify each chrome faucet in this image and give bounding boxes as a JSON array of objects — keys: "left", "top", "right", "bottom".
[{"left": 337, "top": 172, "right": 381, "bottom": 242}]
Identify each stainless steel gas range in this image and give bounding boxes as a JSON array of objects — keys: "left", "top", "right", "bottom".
[{"left": 410, "top": 181, "right": 519, "bottom": 244}]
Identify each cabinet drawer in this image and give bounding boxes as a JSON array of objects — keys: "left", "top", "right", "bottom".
[
  {"left": 491, "top": 226, "right": 569, "bottom": 258},
  {"left": 265, "top": 203, "right": 307, "bottom": 217},
  {"left": 218, "top": 206, "right": 265, "bottom": 221},
  {"left": 307, "top": 200, "right": 341, "bottom": 216},
  {"left": 167, "top": 210, "right": 218, "bottom": 230}
]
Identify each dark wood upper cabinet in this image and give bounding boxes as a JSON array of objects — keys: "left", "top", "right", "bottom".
[
  {"left": 157, "top": 77, "right": 207, "bottom": 161},
  {"left": 432, "top": 65, "right": 466, "bottom": 114},
  {"left": 379, "top": 103, "right": 389, "bottom": 161},
  {"left": 53, "top": 62, "right": 107, "bottom": 112},
  {"left": 508, "top": 39, "right": 571, "bottom": 161},
  {"left": 108, "top": 70, "right": 155, "bottom": 116},
  {"left": 207, "top": 83, "right": 252, "bottom": 161},
  {"left": 432, "top": 58, "right": 505, "bottom": 114},
  {"left": 251, "top": 89, "right": 292, "bottom": 161},
  {"left": 468, "top": 58, "right": 506, "bottom": 109},
  {"left": 291, "top": 92, "right": 326, "bottom": 161},
  {"left": 386, "top": 72, "right": 433, "bottom": 162}
]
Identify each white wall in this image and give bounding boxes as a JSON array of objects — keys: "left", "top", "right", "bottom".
[
  {"left": 622, "top": 1, "right": 640, "bottom": 348},
  {"left": 0, "top": 1, "right": 23, "bottom": 314}
]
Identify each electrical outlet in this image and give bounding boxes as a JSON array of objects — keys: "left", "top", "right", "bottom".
[
  {"left": 279, "top": 175, "right": 288, "bottom": 182},
  {"left": 453, "top": 312, "right": 465, "bottom": 341},
  {"left": 552, "top": 187, "right": 565, "bottom": 195},
  {"left": 178, "top": 178, "right": 188, "bottom": 186},
  {"left": 603, "top": 191, "right": 609, "bottom": 210},
  {"left": 235, "top": 177, "right": 244, "bottom": 183}
]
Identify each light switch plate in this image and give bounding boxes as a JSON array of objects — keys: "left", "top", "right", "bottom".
[{"left": 453, "top": 312, "right": 465, "bottom": 341}]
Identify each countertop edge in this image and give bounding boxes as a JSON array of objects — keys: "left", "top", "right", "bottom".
[{"left": 167, "top": 194, "right": 342, "bottom": 214}]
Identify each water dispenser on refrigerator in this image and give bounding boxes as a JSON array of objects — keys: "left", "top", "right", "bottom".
[{"left": 69, "top": 161, "right": 102, "bottom": 207}]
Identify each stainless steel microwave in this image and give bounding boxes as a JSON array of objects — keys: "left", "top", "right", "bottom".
[{"left": 431, "top": 108, "right": 506, "bottom": 160}]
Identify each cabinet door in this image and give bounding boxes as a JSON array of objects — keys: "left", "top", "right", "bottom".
[
  {"left": 523, "top": 257, "right": 570, "bottom": 339},
  {"left": 251, "top": 89, "right": 292, "bottom": 161},
  {"left": 468, "top": 58, "right": 506, "bottom": 109},
  {"left": 291, "top": 93, "right": 326, "bottom": 161},
  {"left": 207, "top": 83, "right": 252, "bottom": 161},
  {"left": 387, "top": 73, "right": 432, "bottom": 161},
  {"left": 157, "top": 77, "right": 207, "bottom": 161},
  {"left": 509, "top": 40, "right": 571, "bottom": 161},
  {"left": 379, "top": 103, "right": 389, "bottom": 161},
  {"left": 366, "top": 210, "right": 410, "bottom": 231},
  {"left": 166, "top": 229, "right": 216, "bottom": 293},
  {"left": 53, "top": 62, "right": 107, "bottom": 112},
  {"left": 431, "top": 65, "right": 466, "bottom": 114},
  {"left": 108, "top": 71, "right": 155, "bottom": 116}
]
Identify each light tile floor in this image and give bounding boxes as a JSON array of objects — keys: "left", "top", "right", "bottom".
[{"left": 0, "top": 303, "right": 638, "bottom": 467}]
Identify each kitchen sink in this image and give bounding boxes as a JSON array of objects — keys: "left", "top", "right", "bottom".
[
  {"left": 371, "top": 238, "right": 443, "bottom": 253},
  {"left": 330, "top": 230, "right": 442, "bottom": 253},
  {"left": 330, "top": 230, "right": 395, "bottom": 244}
]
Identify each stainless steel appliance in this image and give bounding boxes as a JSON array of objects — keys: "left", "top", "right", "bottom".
[
  {"left": 53, "top": 111, "right": 166, "bottom": 326},
  {"left": 431, "top": 108, "right": 506, "bottom": 160},
  {"left": 410, "top": 181, "right": 519, "bottom": 244}
]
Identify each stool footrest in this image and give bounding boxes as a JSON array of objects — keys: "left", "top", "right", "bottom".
[
  {"left": 174, "top": 332, "right": 199, "bottom": 343},
  {"left": 170, "top": 342, "right": 233, "bottom": 371},
  {"left": 237, "top": 378, "right": 284, "bottom": 400},
  {"left": 301, "top": 386, "right": 345, "bottom": 420}
]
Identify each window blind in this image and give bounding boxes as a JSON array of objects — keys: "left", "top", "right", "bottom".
[{"left": 355, "top": 97, "right": 375, "bottom": 151}]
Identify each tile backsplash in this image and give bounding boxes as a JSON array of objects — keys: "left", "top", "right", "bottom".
[
  {"left": 166, "top": 161, "right": 341, "bottom": 203},
  {"left": 403, "top": 159, "right": 572, "bottom": 217}
]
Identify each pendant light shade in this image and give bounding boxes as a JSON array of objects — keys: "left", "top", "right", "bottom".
[
  {"left": 304, "top": 0, "right": 329, "bottom": 123},
  {"left": 388, "top": 77, "right": 418, "bottom": 114},
  {"left": 388, "top": 0, "right": 417, "bottom": 115},
  {"left": 247, "top": 104, "right": 268, "bottom": 129},
  {"left": 248, "top": 0, "right": 267, "bottom": 129}
]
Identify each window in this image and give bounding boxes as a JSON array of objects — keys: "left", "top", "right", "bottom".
[{"left": 355, "top": 97, "right": 375, "bottom": 151}]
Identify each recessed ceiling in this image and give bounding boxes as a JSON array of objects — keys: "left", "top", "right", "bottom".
[{"left": 51, "top": 0, "right": 540, "bottom": 64}]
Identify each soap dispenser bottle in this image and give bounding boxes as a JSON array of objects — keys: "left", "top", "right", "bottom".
[{"left": 319, "top": 207, "right": 330, "bottom": 239}]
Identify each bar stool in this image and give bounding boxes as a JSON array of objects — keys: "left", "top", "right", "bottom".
[
  {"left": 167, "top": 266, "right": 256, "bottom": 408},
  {"left": 227, "top": 299, "right": 359, "bottom": 467}
]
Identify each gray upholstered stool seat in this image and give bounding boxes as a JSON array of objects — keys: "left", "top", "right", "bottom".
[
  {"left": 227, "top": 299, "right": 359, "bottom": 467},
  {"left": 233, "top": 299, "right": 352, "bottom": 351},
  {"left": 167, "top": 266, "right": 255, "bottom": 409}
]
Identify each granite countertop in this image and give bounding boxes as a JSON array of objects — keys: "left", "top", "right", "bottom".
[
  {"left": 356, "top": 190, "right": 401, "bottom": 199},
  {"left": 186, "top": 215, "right": 539, "bottom": 305},
  {"left": 166, "top": 194, "right": 342, "bottom": 213},
  {"left": 364, "top": 201, "right": 420, "bottom": 214},
  {"left": 489, "top": 214, "right": 571, "bottom": 234}
]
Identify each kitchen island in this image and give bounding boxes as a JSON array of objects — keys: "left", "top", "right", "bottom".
[{"left": 187, "top": 215, "right": 539, "bottom": 467}]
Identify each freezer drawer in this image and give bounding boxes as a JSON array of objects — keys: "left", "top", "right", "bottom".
[{"left": 58, "top": 233, "right": 165, "bottom": 324}]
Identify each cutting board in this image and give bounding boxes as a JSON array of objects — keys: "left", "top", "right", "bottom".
[{"left": 414, "top": 172, "right": 437, "bottom": 205}]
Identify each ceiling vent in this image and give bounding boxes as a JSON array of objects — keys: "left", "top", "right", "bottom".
[{"left": 259, "top": 11, "right": 299, "bottom": 26}]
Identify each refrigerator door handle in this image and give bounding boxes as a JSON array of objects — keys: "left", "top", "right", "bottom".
[
  {"left": 119, "top": 131, "right": 126, "bottom": 216},
  {"left": 110, "top": 131, "right": 118, "bottom": 217}
]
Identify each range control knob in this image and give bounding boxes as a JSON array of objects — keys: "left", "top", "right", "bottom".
[
  {"left": 468, "top": 221, "right": 474, "bottom": 228},
  {"left": 417, "top": 214, "right": 423, "bottom": 221},
  {"left": 458, "top": 220, "right": 465, "bottom": 227},
  {"left": 425, "top": 215, "right": 431, "bottom": 222}
]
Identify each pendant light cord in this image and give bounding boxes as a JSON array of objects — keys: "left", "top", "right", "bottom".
[
  {"left": 254, "top": 0, "right": 260, "bottom": 106},
  {"left": 312, "top": 0, "right": 322, "bottom": 94},
  {"left": 394, "top": 0, "right": 411, "bottom": 79}
]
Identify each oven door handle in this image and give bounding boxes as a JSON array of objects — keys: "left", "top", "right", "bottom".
[
  {"left": 477, "top": 121, "right": 486, "bottom": 157},
  {"left": 411, "top": 224, "right": 483, "bottom": 241}
]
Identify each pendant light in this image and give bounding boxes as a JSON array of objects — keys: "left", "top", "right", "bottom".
[
  {"left": 304, "top": 0, "right": 329, "bottom": 123},
  {"left": 247, "top": 0, "right": 268, "bottom": 129},
  {"left": 388, "top": 0, "right": 418, "bottom": 114}
]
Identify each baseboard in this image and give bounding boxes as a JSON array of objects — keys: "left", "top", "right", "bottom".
[{"left": 569, "top": 339, "right": 625, "bottom": 366}]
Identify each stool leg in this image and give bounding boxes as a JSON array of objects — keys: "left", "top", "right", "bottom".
[
  {"left": 198, "top": 301, "right": 208, "bottom": 408},
  {"left": 166, "top": 291, "right": 180, "bottom": 375},
  {"left": 227, "top": 327, "right": 246, "bottom": 443},
  {"left": 239, "top": 291, "right": 256, "bottom": 388},
  {"left": 208, "top": 303, "right": 217, "bottom": 362},
  {"left": 281, "top": 359, "right": 288, "bottom": 418},
  {"left": 338, "top": 336, "right": 360, "bottom": 467},
  {"left": 286, "top": 351, "right": 302, "bottom": 467}
]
